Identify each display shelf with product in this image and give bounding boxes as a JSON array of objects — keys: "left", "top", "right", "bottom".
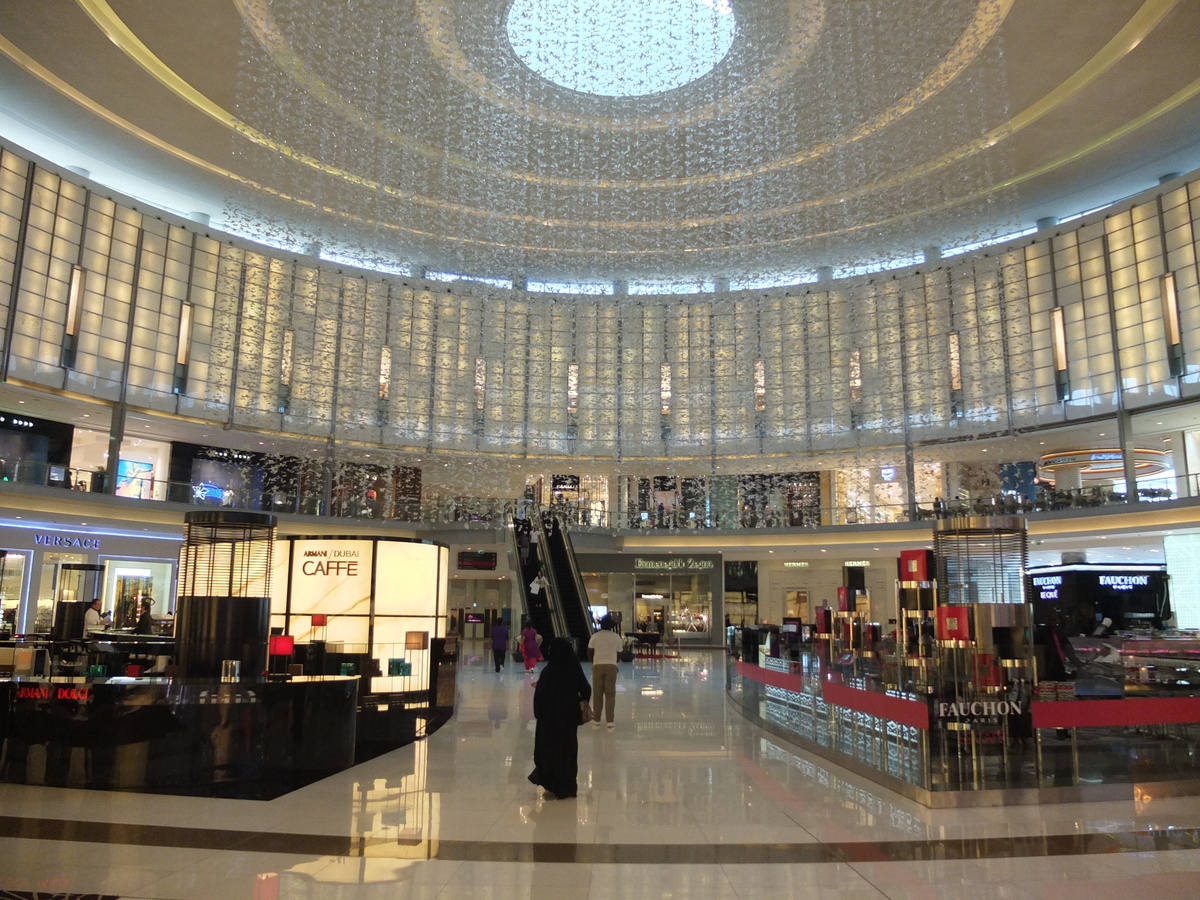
[{"left": 728, "top": 517, "right": 1200, "bottom": 807}]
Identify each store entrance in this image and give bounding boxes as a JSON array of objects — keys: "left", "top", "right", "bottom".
[
  {"left": 785, "top": 589, "right": 809, "bottom": 621},
  {"left": 634, "top": 576, "right": 712, "bottom": 637},
  {"left": 34, "top": 555, "right": 99, "bottom": 634},
  {"left": 635, "top": 596, "right": 667, "bottom": 635}
]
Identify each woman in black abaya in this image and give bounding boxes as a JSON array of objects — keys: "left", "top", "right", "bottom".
[{"left": 529, "top": 637, "right": 591, "bottom": 799}]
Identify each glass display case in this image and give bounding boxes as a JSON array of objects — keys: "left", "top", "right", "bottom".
[{"left": 728, "top": 627, "right": 1200, "bottom": 806}]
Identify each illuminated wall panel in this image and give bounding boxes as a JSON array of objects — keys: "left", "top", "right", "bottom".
[
  {"left": 495, "top": 297, "right": 525, "bottom": 451},
  {"left": 879, "top": 282, "right": 906, "bottom": 434},
  {"left": 804, "top": 292, "right": 834, "bottom": 438},
  {"left": 272, "top": 537, "right": 446, "bottom": 695},
  {"left": 0, "top": 145, "right": 1198, "bottom": 468},
  {"left": 288, "top": 539, "right": 375, "bottom": 617},
  {"left": 710, "top": 299, "right": 740, "bottom": 444},
  {"left": 667, "top": 301, "right": 690, "bottom": 445},
  {"left": 0, "top": 150, "right": 28, "bottom": 357},
  {"left": 777, "top": 295, "right": 807, "bottom": 446},
  {"left": 1165, "top": 534, "right": 1200, "bottom": 630},
  {"left": 175, "top": 236, "right": 222, "bottom": 417},
  {"left": 375, "top": 542, "right": 442, "bottom": 616},
  {"left": 125, "top": 221, "right": 189, "bottom": 411}
]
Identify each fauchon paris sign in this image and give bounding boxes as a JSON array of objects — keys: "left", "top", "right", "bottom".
[{"left": 936, "top": 697, "right": 1025, "bottom": 722}]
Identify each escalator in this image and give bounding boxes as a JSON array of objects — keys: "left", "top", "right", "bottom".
[
  {"left": 512, "top": 516, "right": 557, "bottom": 642},
  {"left": 539, "top": 514, "right": 594, "bottom": 658}
]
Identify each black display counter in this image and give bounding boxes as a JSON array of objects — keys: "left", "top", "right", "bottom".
[
  {"left": 82, "top": 632, "right": 176, "bottom": 675},
  {"left": 0, "top": 675, "right": 358, "bottom": 799}
]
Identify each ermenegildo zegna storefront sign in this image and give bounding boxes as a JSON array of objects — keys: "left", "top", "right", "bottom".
[
  {"left": 576, "top": 553, "right": 722, "bottom": 575},
  {"left": 634, "top": 557, "right": 714, "bottom": 571}
]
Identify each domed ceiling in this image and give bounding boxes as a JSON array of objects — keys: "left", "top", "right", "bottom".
[{"left": 1, "top": 0, "right": 1199, "bottom": 283}]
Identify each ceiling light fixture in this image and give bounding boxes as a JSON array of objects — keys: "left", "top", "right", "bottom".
[{"left": 506, "top": 0, "right": 735, "bottom": 98}]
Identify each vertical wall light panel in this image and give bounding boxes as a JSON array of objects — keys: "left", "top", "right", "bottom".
[
  {"left": 874, "top": 282, "right": 904, "bottom": 436},
  {"left": 330, "top": 277, "right": 373, "bottom": 437},
  {"left": 0, "top": 150, "right": 30, "bottom": 359},
  {"left": 525, "top": 299, "right": 555, "bottom": 453},
  {"left": 803, "top": 292, "right": 833, "bottom": 438},
  {"left": 9, "top": 169, "right": 78, "bottom": 386},
  {"left": 778, "top": 293, "right": 808, "bottom": 445},
  {"left": 682, "top": 300, "right": 714, "bottom": 452},
  {"left": 173, "top": 235, "right": 219, "bottom": 419},
  {"left": 226, "top": 253, "right": 276, "bottom": 428},
  {"left": 1, "top": 144, "right": 1200, "bottom": 465},
  {"left": 753, "top": 297, "right": 779, "bottom": 447}
]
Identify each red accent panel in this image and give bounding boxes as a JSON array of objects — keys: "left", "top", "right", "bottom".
[
  {"left": 252, "top": 873, "right": 280, "bottom": 900},
  {"left": 899, "top": 549, "right": 933, "bottom": 581},
  {"left": 735, "top": 661, "right": 930, "bottom": 730},
  {"left": 735, "top": 660, "right": 800, "bottom": 692},
  {"left": 823, "top": 681, "right": 931, "bottom": 731},
  {"left": 268, "top": 635, "right": 294, "bottom": 656},
  {"left": 1032, "top": 696, "right": 1200, "bottom": 729},
  {"left": 936, "top": 606, "right": 972, "bottom": 642},
  {"left": 837, "top": 586, "right": 850, "bottom": 612}
]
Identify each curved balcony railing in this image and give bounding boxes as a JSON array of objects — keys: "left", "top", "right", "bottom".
[{"left": 0, "top": 457, "right": 1194, "bottom": 533}]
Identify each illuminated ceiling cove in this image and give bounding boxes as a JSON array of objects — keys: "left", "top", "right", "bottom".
[
  {"left": 0, "top": 1, "right": 1198, "bottom": 283},
  {"left": 505, "top": 0, "right": 736, "bottom": 98}
]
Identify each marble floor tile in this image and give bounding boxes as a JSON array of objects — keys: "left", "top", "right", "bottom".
[{"left": 0, "top": 647, "right": 1197, "bottom": 900}]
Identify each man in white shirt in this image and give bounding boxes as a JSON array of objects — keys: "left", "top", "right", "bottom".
[
  {"left": 83, "top": 597, "right": 107, "bottom": 633},
  {"left": 587, "top": 615, "right": 624, "bottom": 730}
]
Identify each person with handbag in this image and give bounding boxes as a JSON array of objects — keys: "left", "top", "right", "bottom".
[{"left": 529, "top": 637, "right": 592, "bottom": 800}]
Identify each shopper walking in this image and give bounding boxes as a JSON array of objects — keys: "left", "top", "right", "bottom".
[
  {"left": 521, "top": 621, "right": 543, "bottom": 672},
  {"left": 490, "top": 618, "right": 510, "bottom": 673},
  {"left": 529, "top": 637, "right": 591, "bottom": 799},
  {"left": 518, "top": 519, "right": 532, "bottom": 567},
  {"left": 587, "top": 614, "right": 624, "bottom": 729}
]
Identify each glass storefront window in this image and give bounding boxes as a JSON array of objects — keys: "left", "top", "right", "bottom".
[
  {"left": 104, "top": 559, "right": 175, "bottom": 631},
  {"left": 634, "top": 575, "right": 712, "bottom": 635},
  {"left": 69, "top": 431, "right": 171, "bottom": 499},
  {"left": 0, "top": 550, "right": 27, "bottom": 635},
  {"left": 35, "top": 552, "right": 88, "bottom": 634},
  {"left": 582, "top": 561, "right": 720, "bottom": 638},
  {"left": 785, "top": 589, "right": 809, "bottom": 620}
]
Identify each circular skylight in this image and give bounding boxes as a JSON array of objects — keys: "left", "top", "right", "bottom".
[{"left": 505, "top": 0, "right": 736, "bottom": 98}]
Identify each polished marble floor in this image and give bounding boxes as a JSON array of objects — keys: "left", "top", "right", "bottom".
[{"left": 1, "top": 646, "right": 1199, "bottom": 899}]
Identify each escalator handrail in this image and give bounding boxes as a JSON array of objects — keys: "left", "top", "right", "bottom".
[
  {"left": 544, "top": 514, "right": 594, "bottom": 650},
  {"left": 511, "top": 514, "right": 558, "bottom": 640},
  {"left": 529, "top": 509, "right": 570, "bottom": 641}
]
